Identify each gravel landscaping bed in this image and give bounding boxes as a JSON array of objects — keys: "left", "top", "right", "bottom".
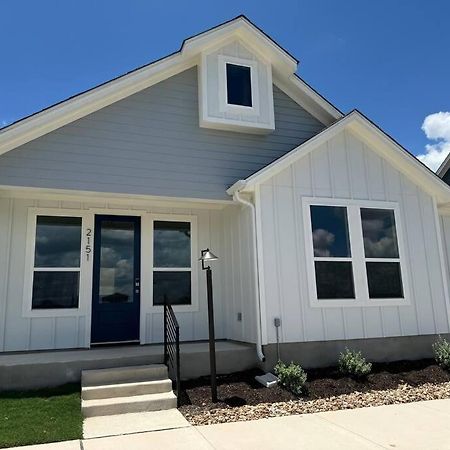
[{"left": 179, "top": 362, "right": 450, "bottom": 425}]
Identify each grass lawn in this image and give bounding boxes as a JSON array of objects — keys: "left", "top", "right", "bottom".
[{"left": 0, "top": 384, "right": 82, "bottom": 448}]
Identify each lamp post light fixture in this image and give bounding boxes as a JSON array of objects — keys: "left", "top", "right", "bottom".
[{"left": 199, "top": 248, "right": 219, "bottom": 403}]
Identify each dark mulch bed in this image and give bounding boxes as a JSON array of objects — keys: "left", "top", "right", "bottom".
[
  {"left": 179, "top": 360, "right": 450, "bottom": 419},
  {"left": 179, "top": 369, "right": 296, "bottom": 410}
]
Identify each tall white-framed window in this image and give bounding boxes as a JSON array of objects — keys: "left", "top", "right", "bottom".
[
  {"left": 149, "top": 214, "right": 198, "bottom": 312},
  {"left": 23, "top": 208, "right": 90, "bottom": 317},
  {"left": 218, "top": 55, "right": 260, "bottom": 115},
  {"left": 303, "top": 198, "right": 409, "bottom": 307}
]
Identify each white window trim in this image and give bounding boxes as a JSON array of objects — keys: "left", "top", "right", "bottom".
[
  {"left": 145, "top": 214, "right": 199, "bottom": 314},
  {"left": 218, "top": 55, "right": 260, "bottom": 116},
  {"left": 302, "top": 197, "right": 411, "bottom": 308},
  {"left": 22, "top": 208, "right": 92, "bottom": 318}
]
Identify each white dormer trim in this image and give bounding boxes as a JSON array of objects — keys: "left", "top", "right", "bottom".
[{"left": 199, "top": 38, "right": 275, "bottom": 134}]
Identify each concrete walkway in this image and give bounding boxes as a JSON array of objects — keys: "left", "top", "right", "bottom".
[{"left": 7, "top": 399, "right": 450, "bottom": 450}]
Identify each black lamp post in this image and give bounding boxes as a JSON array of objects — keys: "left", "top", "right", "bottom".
[{"left": 199, "top": 248, "right": 219, "bottom": 403}]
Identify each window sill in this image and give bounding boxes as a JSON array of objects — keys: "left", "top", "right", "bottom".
[
  {"left": 223, "top": 102, "right": 257, "bottom": 115},
  {"left": 22, "top": 307, "right": 86, "bottom": 318},
  {"left": 147, "top": 304, "right": 199, "bottom": 314}
]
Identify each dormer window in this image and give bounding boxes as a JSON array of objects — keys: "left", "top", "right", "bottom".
[
  {"left": 199, "top": 41, "right": 275, "bottom": 133},
  {"left": 226, "top": 63, "right": 252, "bottom": 107}
]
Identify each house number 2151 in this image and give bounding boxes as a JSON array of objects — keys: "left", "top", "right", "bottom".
[{"left": 85, "top": 228, "right": 92, "bottom": 261}]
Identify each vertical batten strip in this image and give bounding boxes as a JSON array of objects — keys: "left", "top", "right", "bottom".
[
  {"left": 435, "top": 208, "right": 450, "bottom": 333},
  {"left": 398, "top": 176, "right": 420, "bottom": 335},
  {"left": 290, "top": 165, "right": 307, "bottom": 342},
  {"left": 417, "top": 188, "right": 438, "bottom": 334},
  {"left": 0, "top": 199, "right": 13, "bottom": 351},
  {"left": 272, "top": 178, "right": 286, "bottom": 343}
]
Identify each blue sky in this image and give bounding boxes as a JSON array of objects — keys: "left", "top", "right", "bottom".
[{"left": 1, "top": 1, "right": 450, "bottom": 169}]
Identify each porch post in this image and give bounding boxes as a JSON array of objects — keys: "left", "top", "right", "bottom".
[{"left": 206, "top": 266, "right": 218, "bottom": 403}]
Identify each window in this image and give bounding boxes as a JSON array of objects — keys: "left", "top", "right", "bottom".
[
  {"left": 310, "top": 206, "right": 355, "bottom": 299},
  {"left": 226, "top": 63, "right": 252, "bottom": 107},
  {"left": 152, "top": 221, "right": 192, "bottom": 306},
  {"left": 31, "top": 216, "right": 82, "bottom": 309},
  {"left": 305, "top": 199, "right": 407, "bottom": 306},
  {"left": 361, "top": 208, "right": 403, "bottom": 298}
]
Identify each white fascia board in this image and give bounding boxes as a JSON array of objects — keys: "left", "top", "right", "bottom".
[
  {"left": 0, "top": 54, "right": 196, "bottom": 155},
  {"left": 227, "top": 111, "right": 450, "bottom": 203},
  {"left": 183, "top": 16, "right": 298, "bottom": 74},
  {"left": 274, "top": 73, "right": 343, "bottom": 126},
  {"left": 347, "top": 114, "right": 450, "bottom": 203},
  {"left": 437, "top": 152, "right": 450, "bottom": 177},
  {"left": 0, "top": 185, "right": 232, "bottom": 210}
]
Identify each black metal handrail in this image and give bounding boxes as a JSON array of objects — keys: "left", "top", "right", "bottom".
[{"left": 163, "top": 301, "right": 181, "bottom": 407}]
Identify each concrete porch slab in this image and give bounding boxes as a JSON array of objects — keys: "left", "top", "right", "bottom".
[
  {"left": 83, "top": 409, "right": 190, "bottom": 439},
  {"left": 0, "top": 340, "right": 257, "bottom": 390}
]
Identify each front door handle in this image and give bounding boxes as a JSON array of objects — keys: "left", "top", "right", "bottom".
[{"left": 135, "top": 278, "right": 140, "bottom": 294}]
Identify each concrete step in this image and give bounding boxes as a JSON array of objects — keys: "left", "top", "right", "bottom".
[
  {"left": 82, "top": 379, "right": 173, "bottom": 400},
  {"left": 82, "top": 364, "right": 168, "bottom": 387},
  {"left": 82, "top": 391, "right": 178, "bottom": 417}
]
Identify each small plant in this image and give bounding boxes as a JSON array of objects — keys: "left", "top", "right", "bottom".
[
  {"left": 433, "top": 336, "right": 450, "bottom": 370},
  {"left": 274, "top": 361, "right": 307, "bottom": 396},
  {"left": 338, "top": 348, "right": 372, "bottom": 379}
]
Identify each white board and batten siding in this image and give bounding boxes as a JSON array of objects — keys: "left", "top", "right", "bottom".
[
  {"left": 0, "top": 195, "right": 254, "bottom": 352},
  {"left": 258, "top": 129, "right": 450, "bottom": 345}
]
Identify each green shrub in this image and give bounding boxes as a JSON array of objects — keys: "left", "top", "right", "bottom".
[
  {"left": 433, "top": 336, "right": 450, "bottom": 370},
  {"left": 338, "top": 348, "right": 372, "bottom": 378},
  {"left": 274, "top": 361, "right": 307, "bottom": 396}
]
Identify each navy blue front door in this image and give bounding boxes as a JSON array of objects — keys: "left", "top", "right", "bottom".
[{"left": 91, "top": 215, "right": 141, "bottom": 344}]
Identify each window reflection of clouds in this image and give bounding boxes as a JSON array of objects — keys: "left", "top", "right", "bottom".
[
  {"left": 310, "top": 206, "right": 350, "bottom": 257},
  {"left": 99, "top": 222, "right": 135, "bottom": 304},
  {"left": 154, "top": 221, "right": 190, "bottom": 268},
  {"left": 361, "top": 209, "right": 399, "bottom": 258},
  {"left": 312, "top": 229, "right": 336, "bottom": 257},
  {"left": 34, "top": 216, "right": 81, "bottom": 267}
]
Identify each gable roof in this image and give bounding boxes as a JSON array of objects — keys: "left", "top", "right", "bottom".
[
  {"left": 227, "top": 110, "right": 450, "bottom": 204},
  {"left": 437, "top": 152, "right": 450, "bottom": 178},
  {"left": 0, "top": 15, "right": 342, "bottom": 156}
]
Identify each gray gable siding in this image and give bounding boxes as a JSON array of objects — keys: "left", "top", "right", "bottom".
[
  {"left": 0, "top": 67, "right": 325, "bottom": 200},
  {"left": 442, "top": 168, "right": 450, "bottom": 186}
]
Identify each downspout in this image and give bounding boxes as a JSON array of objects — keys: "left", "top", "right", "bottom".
[{"left": 233, "top": 186, "right": 265, "bottom": 362}]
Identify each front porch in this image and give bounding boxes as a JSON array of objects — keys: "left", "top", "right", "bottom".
[{"left": 0, "top": 340, "right": 257, "bottom": 391}]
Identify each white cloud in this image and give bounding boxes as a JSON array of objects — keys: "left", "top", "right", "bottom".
[
  {"left": 312, "top": 228, "right": 335, "bottom": 257},
  {"left": 0, "top": 119, "right": 9, "bottom": 129},
  {"left": 417, "top": 112, "right": 450, "bottom": 171}
]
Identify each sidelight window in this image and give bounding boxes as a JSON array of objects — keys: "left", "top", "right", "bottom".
[
  {"left": 31, "top": 216, "right": 82, "bottom": 309},
  {"left": 152, "top": 220, "right": 192, "bottom": 306}
]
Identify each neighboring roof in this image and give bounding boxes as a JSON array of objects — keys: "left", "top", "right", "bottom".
[
  {"left": 437, "top": 152, "right": 450, "bottom": 178},
  {"left": 0, "top": 15, "right": 342, "bottom": 156},
  {"left": 227, "top": 110, "right": 450, "bottom": 204}
]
